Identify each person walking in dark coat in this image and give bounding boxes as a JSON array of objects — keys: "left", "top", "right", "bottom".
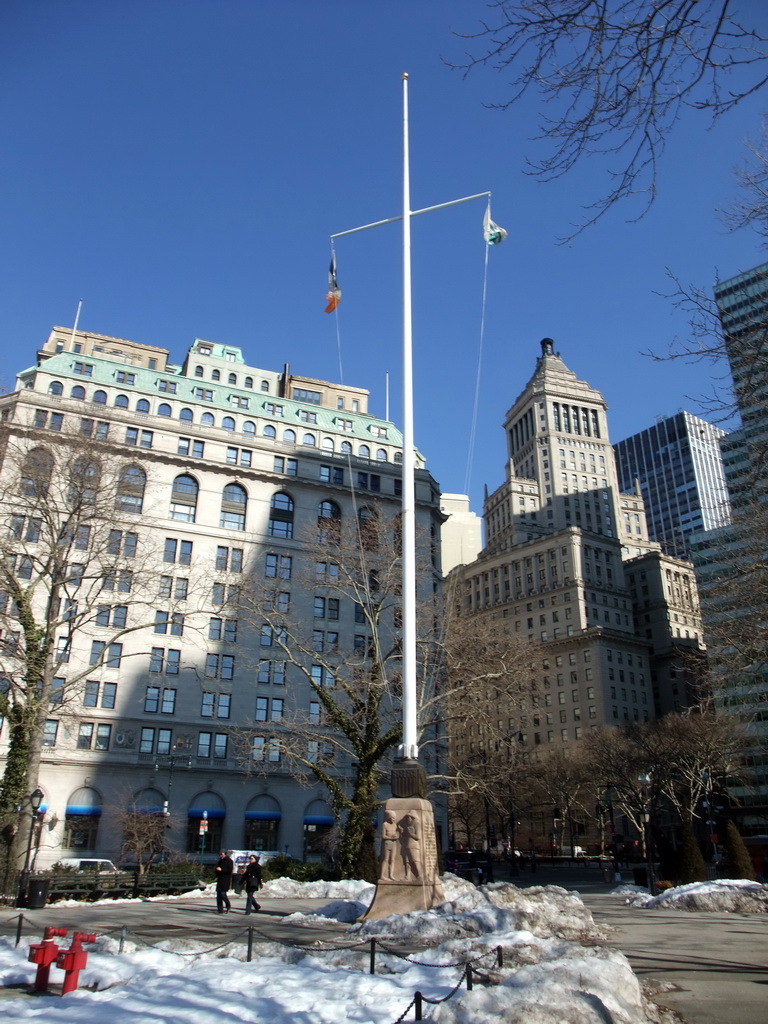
[
  {"left": 215, "top": 850, "right": 234, "bottom": 913},
  {"left": 243, "top": 854, "right": 263, "bottom": 914}
]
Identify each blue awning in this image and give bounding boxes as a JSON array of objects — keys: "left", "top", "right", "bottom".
[
  {"left": 304, "top": 815, "right": 334, "bottom": 826},
  {"left": 66, "top": 805, "right": 102, "bottom": 816},
  {"left": 188, "top": 808, "right": 225, "bottom": 819},
  {"left": 245, "top": 811, "right": 281, "bottom": 821}
]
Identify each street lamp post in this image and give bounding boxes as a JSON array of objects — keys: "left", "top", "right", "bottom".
[
  {"left": 154, "top": 754, "right": 191, "bottom": 818},
  {"left": 638, "top": 773, "right": 655, "bottom": 893},
  {"left": 16, "top": 788, "right": 44, "bottom": 907}
]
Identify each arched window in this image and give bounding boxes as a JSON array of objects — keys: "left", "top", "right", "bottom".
[
  {"left": 376, "top": 448, "right": 388, "bottom": 462},
  {"left": 340, "top": 440, "right": 352, "bottom": 455},
  {"left": 65, "top": 786, "right": 102, "bottom": 849},
  {"left": 244, "top": 377, "right": 253, "bottom": 389},
  {"left": 263, "top": 424, "right": 276, "bottom": 439},
  {"left": 394, "top": 452, "right": 403, "bottom": 464},
  {"left": 115, "top": 394, "right": 129, "bottom": 409},
  {"left": 49, "top": 381, "right": 63, "bottom": 396},
  {"left": 244, "top": 794, "right": 281, "bottom": 850},
  {"left": 302, "top": 432, "right": 316, "bottom": 447},
  {"left": 158, "top": 403, "right": 172, "bottom": 417},
  {"left": 194, "top": 365, "right": 204, "bottom": 378},
  {"left": 93, "top": 390, "right": 107, "bottom": 405},
  {"left": 180, "top": 407, "right": 193, "bottom": 422},
  {"left": 358, "top": 506, "right": 378, "bottom": 551},
  {"left": 170, "top": 474, "right": 199, "bottom": 522},
  {"left": 317, "top": 500, "right": 341, "bottom": 544},
  {"left": 268, "top": 492, "right": 294, "bottom": 538},
  {"left": 21, "top": 447, "right": 54, "bottom": 497},
  {"left": 211, "top": 369, "right": 221, "bottom": 382},
  {"left": 116, "top": 465, "right": 146, "bottom": 514},
  {"left": 201, "top": 412, "right": 215, "bottom": 427},
  {"left": 228, "top": 373, "right": 237, "bottom": 385},
  {"left": 222, "top": 416, "right": 235, "bottom": 432},
  {"left": 69, "top": 456, "right": 101, "bottom": 505},
  {"left": 243, "top": 420, "right": 256, "bottom": 436},
  {"left": 322, "top": 437, "right": 334, "bottom": 452},
  {"left": 70, "top": 385, "right": 86, "bottom": 400},
  {"left": 283, "top": 429, "right": 296, "bottom": 444},
  {"left": 137, "top": 398, "right": 150, "bottom": 414},
  {"left": 358, "top": 444, "right": 370, "bottom": 459},
  {"left": 221, "top": 483, "right": 247, "bottom": 531},
  {"left": 260, "top": 380, "right": 270, "bottom": 392}
]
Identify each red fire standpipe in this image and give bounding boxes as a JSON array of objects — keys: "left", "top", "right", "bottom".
[
  {"left": 27, "top": 927, "right": 68, "bottom": 994},
  {"left": 56, "top": 931, "right": 96, "bottom": 995}
]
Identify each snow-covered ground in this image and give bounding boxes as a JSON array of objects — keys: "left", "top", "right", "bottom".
[
  {"left": 0, "top": 882, "right": 658, "bottom": 1024},
  {"left": 1, "top": 875, "right": 763, "bottom": 1023},
  {"left": 613, "top": 877, "right": 768, "bottom": 913}
]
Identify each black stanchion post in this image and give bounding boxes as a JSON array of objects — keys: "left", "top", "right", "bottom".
[
  {"left": 119, "top": 926, "right": 127, "bottom": 954},
  {"left": 247, "top": 927, "right": 254, "bottom": 963},
  {"left": 466, "top": 965, "right": 473, "bottom": 991},
  {"left": 15, "top": 913, "right": 24, "bottom": 947},
  {"left": 369, "top": 937, "right": 376, "bottom": 975},
  {"left": 414, "top": 991, "right": 422, "bottom": 1021},
  {"left": 496, "top": 944, "right": 503, "bottom": 968}
]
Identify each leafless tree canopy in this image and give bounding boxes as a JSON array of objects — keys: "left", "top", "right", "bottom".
[{"left": 452, "top": 1, "right": 768, "bottom": 234}]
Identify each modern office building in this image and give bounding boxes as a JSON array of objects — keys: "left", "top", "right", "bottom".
[
  {"left": 447, "top": 340, "right": 705, "bottom": 766},
  {"left": 689, "top": 262, "right": 768, "bottom": 836},
  {"left": 614, "top": 412, "right": 731, "bottom": 560},
  {"left": 0, "top": 326, "right": 445, "bottom": 867}
]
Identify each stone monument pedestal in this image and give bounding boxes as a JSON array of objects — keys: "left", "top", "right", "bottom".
[{"left": 361, "top": 795, "right": 445, "bottom": 920}]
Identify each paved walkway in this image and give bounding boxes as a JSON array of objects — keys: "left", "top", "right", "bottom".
[
  {"left": 1, "top": 866, "right": 766, "bottom": 1024},
  {"left": 506, "top": 861, "right": 768, "bottom": 1024}
]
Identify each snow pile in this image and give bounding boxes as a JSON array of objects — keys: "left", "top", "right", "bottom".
[
  {"left": 260, "top": 876, "right": 375, "bottom": 900},
  {"left": 624, "top": 878, "right": 768, "bottom": 913},
  {"left": 348, "top": 882, "right": 603, "bottom": 944}
]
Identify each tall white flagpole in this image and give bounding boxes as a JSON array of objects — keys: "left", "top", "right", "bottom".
[{"left": 400, "top": 73, "right": 418, "bottom": 761}]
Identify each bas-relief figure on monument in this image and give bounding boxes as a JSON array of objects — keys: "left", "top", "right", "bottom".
[{"left": 378, "top": 809, "right": 424, "bottom": 882}]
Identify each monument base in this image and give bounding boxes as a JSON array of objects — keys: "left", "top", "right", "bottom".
[{"left": 361, "top": 795, "right": 445, "bottom": 920}]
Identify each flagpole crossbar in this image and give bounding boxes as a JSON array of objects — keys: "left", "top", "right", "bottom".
[{"left": 330, "top": 191, "right": 492, "bottom": 240}]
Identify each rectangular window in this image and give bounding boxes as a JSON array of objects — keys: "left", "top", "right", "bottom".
[
  {"left": 194, "top": 388, "right": 214, "bottom": 401},
  {"left": 145, "top": 686, "right": 160, "bottom": 712},
  {"left": 251, "top": 737, "right": 265, "bottom": 761},
  {"left": 101, "top": 682, "right": 117, "bottom": 708},
  {"left": 83, "top": 680, "right": 99, "bottom": 707},
  {"left": 116, "top": 371, "right": 136, "bottom": 385},
  {"left": 140, "top": 727, "right": 155, "bottom": 754},
  {"left": 161, "top": 688, "right": 177, "bottom": 714},
  {"left": 178, "top": 438, "right": 204, "bottom": 457},
  {"left": 166, "top": 649, "right": 180, "bottom": 675},
  {"left": 42, "top": 720, "right": 59, "bottom": 747},
  {"left": 197, "top": 732, "right": 211, "bottom": 758},
  {"left": 265, "top": 553, "right": 292, "bottom": 579},
  {"left": 73, "top": 362, "right": 94, "bottom": 377},
  {"left": 292, "top": 388, "right": 321, "bottom": 404},
  {"left": 158, "top": 380, "right": 177, "bottom": 394},
  {"left": 201, "top": 692, "right": 215, "bottom": 717},
  {"left": 255, "top": 696, "right": 268, "bottom": 721},
  {"left": 94, "top": 724, "right": 111, "bottom": 751},
  {"left": 214, "top": 733, "right": 228, "bottom": 759},
  {"left": 164, "top": 539, "right": 193, "bottom": 565},
  {"left": 270, "top": 698, "right": 284, "bottom": 722}
]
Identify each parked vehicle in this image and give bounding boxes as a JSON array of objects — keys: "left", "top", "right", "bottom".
[{"left": 54, "top": 858, "right": 119, "bottom": 872}]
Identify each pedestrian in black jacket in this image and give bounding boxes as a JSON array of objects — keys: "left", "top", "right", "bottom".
[
  {"left": 215, "top": 850, "right": 234, "bottom": 913},
  {"left": 243, "top": 854, "right": 263, "bottom": 914}
]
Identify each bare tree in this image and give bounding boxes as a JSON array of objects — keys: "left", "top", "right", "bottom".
[
  {"left": 233, "top": 510, "right": 438, "bottom": 880},
  {"left": 0, "top": 427, "right": 191, "bottom": 885},
  {"left": 452, "top": 1, "right": 768, "bottom": 235}
]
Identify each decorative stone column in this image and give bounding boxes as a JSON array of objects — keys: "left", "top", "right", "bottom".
[{"left": 361, "top": 760, "right": 444, "bottom": 920}]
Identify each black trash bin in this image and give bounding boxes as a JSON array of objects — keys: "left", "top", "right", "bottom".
[
  {"left": 26, "top": 878, "right": 49, "bottom": 909},
  {"left": 632, "top": 867, "right": 648, "bottom": 888}
]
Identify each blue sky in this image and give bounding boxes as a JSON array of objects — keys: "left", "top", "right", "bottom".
[{"left": 2, "top": 0, "right": 767, "bottom": 514}]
